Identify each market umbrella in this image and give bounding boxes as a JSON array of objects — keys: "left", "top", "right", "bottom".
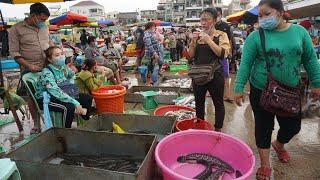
[
  {"left": 49, "top": 11, "right": 87, "bottom": 26},
  {"left": 0, "top": 0, "right": 73, "bottom": 3},
  {"left": 78, "top": 22, "right": 98, "bottom": 27},
  {"left": 242, "top": 6, "right": 258, "bottom": 24},
  {"left": 97, "top": 20, "right": 114, "bottom": 26},
  {"left": 152, "top": 20, "right": 172, "bottom": 27},
  {"left": 226, "top": 7, "right": 258, "bottom": 24},
  {"left": 226, "top": 10, "right": 246, "bottom": 23},
  {"left": 49, "top": 24, "right": 59, "bottom": 31},
  {"left": 299, "top": 20, "right": 312, "bottom": 29}
]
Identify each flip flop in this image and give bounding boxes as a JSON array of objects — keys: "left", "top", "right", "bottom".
[
  {"left": 272, "top": 141, "right": 290, "bottom": 163},
  {"left": 256, "top": 167, "right": 271, "bottom": 180}
]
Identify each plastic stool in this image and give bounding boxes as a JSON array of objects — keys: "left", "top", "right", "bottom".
[
  {"left": 0, "top": 158, "right": 21, "bottom": 180},
  {"left": 141, "top": 91, "right": 158, "bottom": 110}
]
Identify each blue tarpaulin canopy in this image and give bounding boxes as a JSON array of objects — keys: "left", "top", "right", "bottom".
[{"left": 97, "top": 20, "right": 114, "bottom": 26}]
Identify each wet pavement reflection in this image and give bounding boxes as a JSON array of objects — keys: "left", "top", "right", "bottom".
[{"left": 1, "top": 74, "right": 319, "bottom": 179}]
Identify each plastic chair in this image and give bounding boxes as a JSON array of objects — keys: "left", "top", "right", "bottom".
[
  {"left": 0, "top": 158, "right": 21, "bottom": 180},
  {"left": 22, "top": 72, "right": 66, "bottom": 130}
]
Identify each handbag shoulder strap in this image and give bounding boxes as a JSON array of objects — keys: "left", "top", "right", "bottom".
[
  {"left": 46, "top": 66, "right": 58, "bottom": 82},
  {"left": 258, "top": 28, "right": 270, "bottom": 72}
]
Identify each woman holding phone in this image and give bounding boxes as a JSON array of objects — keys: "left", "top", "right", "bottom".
[{"left": 188, "top": 8, "right": 230, "bottom": 132}]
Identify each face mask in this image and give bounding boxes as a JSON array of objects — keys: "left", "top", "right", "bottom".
[
  {"left": 53, "top": 55, "right": 66, "bottom": 67},
  {"left": 37, "top": 21, "right": 46, "bottom": 29},
  {"left": 259, "top": 15, "right": 280, "bottom": 30},
  {"left": 34, "top": 16, "right": 46, "bottom": 29},
  {"left": 217, "top": 16, "right": 222, "bottom": 22}
]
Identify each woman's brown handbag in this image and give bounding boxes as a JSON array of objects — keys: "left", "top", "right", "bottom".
[{"left": 188, "top": 61, "right": 220, "bottom": 86}]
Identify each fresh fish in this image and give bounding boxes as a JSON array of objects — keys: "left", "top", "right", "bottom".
[
  {"left": 177, "top": 153, "right": 235, "bottom": 173},
  {"left": 236, "top": 170, "right": 242, "bottom": 178},
  {"left": 207, "top": 169, "right": 225, "bottom": 180},
  {"left": 55, "top": 153, "right": 141, "bottom": 173},
  {"left": 194, "top": 159, "right": 213, "bottom": 180},
  {"left": 134, "top": 90, "right": 178, "bottom": 96},
  {"left": 164, "top": 110, "right": 196, "bottom": 121},
  {"left": 160, "top": 78, "right": 192, "bottom": 89}
]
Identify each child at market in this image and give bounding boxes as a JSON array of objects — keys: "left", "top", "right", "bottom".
[{"left": 75, "top": 59, "right": 102, "bottom": 94}]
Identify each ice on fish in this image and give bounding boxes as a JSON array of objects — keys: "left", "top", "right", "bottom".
[
  {"left": 160, "top": 78, "right": 192, "bottom": 89},
  {"left": 164, "top": 109, "right": 196, "bottom": 121},
  {"left": 134, "top": 89, "right": 178, "bottom": 96}
]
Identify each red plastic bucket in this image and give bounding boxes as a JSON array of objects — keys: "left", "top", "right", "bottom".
[
  {"left": 175, "top": 118, "right": 213, "bottom": 132},
  {"left": 154, "top": 105, "right": 195, "bottom": 116}
]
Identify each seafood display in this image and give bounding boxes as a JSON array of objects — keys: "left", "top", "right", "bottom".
[
  {"left": 134, "top": 90, "right": 178, "bottom": 96},
  {"left": 164, "top": 109, "right": 196, "bottom": 121},
  {"left": 160, "top": 78, "right": 192, "bottom": 89},
  {"left": 177, "top": 153, "right": 242, "bottom": 180},
  {"left": 99, "top": 89, "right": 121, "bottom": 94},
  {"left": 49, "top": 153, "right": 142, "bottom": 173},
  {"left": 174, "top": 96, "right": 195, "bottom": 109}
]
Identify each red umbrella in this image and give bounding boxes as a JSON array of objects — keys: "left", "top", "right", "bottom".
[
  {"left": 153, "top": 20, "right": 161, "bottom": 26},
  {"left": 49, "top": 25, "right": 59, "bottom": 31},
  {"left": 299, "top": 20, "right": 311, "bottom": 29},
  {"left": 49, "top": 11, "right": 87, "bottom": 26}
]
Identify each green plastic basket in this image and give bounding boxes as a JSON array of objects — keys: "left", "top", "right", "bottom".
[{"left": 169, "top": 64, "right": 189, "bottom": 72}]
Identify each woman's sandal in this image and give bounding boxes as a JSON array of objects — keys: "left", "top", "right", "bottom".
[
  {"left": 256, "top": 167, "right": 271, "bottom": 180},
  {"left": 272, "top": 141, "right": 290, "bottom": 163},
  {"left": 224, "top": 98, "right": 234, "bottom": 103}
]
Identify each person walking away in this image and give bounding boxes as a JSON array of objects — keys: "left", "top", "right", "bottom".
[
  {"left": 35, "top": 46, "right": 87, "bottom": 128},
  {"left": 155, "top": 28, "right": 165, "bottom": 74},
  {"left": 135, "top": 26, "right": 145, "bottom": 72},
  {"left": 234, "top": 0, "right": 320, "bottom": 179},
  {"left": 176, "top": 28, "right": 187, "bottom": 61},
  {"left": 168, "top": 31, "right": 177, "bottom": 62},
  {"left": 215, "top": 7, "right": 235, "bottom": 103},
  {"left": 80, "top": 29, "right": 88, "bottom": 50},
  {"left": 8, "top": 3, "right": 50, "bottom": 133},
  {"left": 188, "top": 8, "right": 230, "bottom": 132},
  {"left": 143, "top": 22, "right": 160, "bottom": 86}
]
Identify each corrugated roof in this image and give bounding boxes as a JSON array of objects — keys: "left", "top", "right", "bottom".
[{"left": 71, "top": 1, "right": 103, "bottom": 7}]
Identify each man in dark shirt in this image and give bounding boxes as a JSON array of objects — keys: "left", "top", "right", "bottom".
[
  {"left": 215, "top": 7, "right": 235, "bottom": 103},
  {"left": 80, "top": 29, "right": 88, "bottom": 50}
]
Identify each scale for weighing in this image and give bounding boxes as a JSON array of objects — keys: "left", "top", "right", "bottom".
[{"left": 140, "top": 91, "right": 158, "bottom": 110}]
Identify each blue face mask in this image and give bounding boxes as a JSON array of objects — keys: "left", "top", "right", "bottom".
[
  {"left": 53, "top": 56, "right": 66, "bottom": 67},
  {"left": 259, "top": 15, "right": 280, "bottom": 30},
  {"left": 37, "top": 21, "right": 46, "bottom": 29}
]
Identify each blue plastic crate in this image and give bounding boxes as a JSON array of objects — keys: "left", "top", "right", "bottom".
[{"left": 0, "top": 60, "right": 20, "bottom": 70}]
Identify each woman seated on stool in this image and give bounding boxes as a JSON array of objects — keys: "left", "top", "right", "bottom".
[
  {"left": 75, "top": 59, "right": 103, "bottom": 113},
  {"left": 35, "top": 46, "right": 87, "bottom": 128}
]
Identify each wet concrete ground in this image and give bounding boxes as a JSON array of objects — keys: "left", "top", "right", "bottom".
[{"left": 0, "top": 73, "right": 319, "bottom": 179}]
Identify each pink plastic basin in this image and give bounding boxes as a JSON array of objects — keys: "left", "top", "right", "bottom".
[{"left": 155, "top": 130, "right": 255, "bottom": 180}]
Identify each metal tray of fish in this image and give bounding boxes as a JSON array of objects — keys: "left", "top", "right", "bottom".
[
  {"left": 125, "top": 86, "right": 180, "bottom": 104},
  {"left": 160, "top": 75, "right": 192, "bottom": 93},
  {"left": 6, "top": 128, "right": 157, "bottom": 180},
  {"left": 79, "top": 113, "right": 176, "bottom": 141}
]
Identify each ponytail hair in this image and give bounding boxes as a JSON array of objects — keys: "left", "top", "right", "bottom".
[{"left": 82, "top": 59, "right": 96, "bottom": 71}]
